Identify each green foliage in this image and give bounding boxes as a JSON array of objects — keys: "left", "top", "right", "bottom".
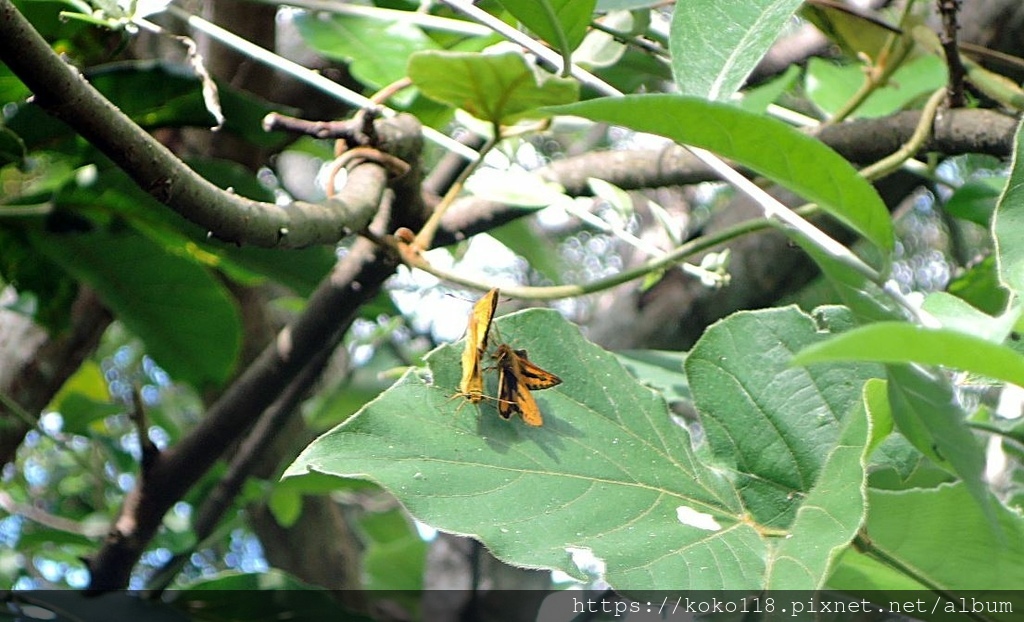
[
  {"left": 838, "top": 483, "right": 1024, "bottom": 598},
  {"left": 86, "top": 62, "right": 292, "bottom": 147},
  {"left": 408, "top": 51, "right": 579, "bottom": 125},
  {"left": 805, "top": 55, "right": 947, "bottom": 118},
  {"left": 295, "top": 12, "right": 439, "bottom": 97},
  {"left": 994, "top": 119, "right": 1024, "bottom": 297},
  {"left": 943, "top": 177, "right": 1004, "bottom": 227},
  {"left": 497, "top": 0, "right": 597, "bottom": 70},
  {"left": 32, "top": 229, "right": 242, "bottom": 388},
  {"left": 794, "top": 323, "right": 1024, "bottom": 386},
  {"left": 671, "top": 0, "right": 805, "bottom": 100},
  {"left": 766, "top": 390, "right": 869, "bottom": 589}
]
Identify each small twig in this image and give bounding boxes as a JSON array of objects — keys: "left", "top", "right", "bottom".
[
  {"left": 412, "top": 133, "right": 498, "bottom": 251},
  {"left": 825, "top": 1, "right": 916, "bottom": 125},
  {"left": 261, "top": 113, "right": 361, "bottom": 139},
  {"left": 166, "top": 5, "right": 479, "bottom": 161},
  {"left": 369, "top": 77, "right": 413, "bottom": 105},
  {"left": 398, "top": 205, "right": 816, "bottom": 300},
  {"left": 129, "top": 385, "right": 160, "bottom": 477},
  {"left": 559, "top": 199, "right": 727, "bottom": 287},
  {"left": 938, "top": 0, "right": 967, "bottom": 107},
  {"left": 0, "top": 491, "right": 107, "bottom": 537},
  {"left": 0, "top": 391, "right": 38, "bottom": 427},
  {"left": 402, "top": 85, "right": 950, "bottom": 309},
  {"left": 589, "top": 20, "right": 669, "bottom": 59},
  {"left": 440, "top": 0, "right": 889, "bottom": 292}
]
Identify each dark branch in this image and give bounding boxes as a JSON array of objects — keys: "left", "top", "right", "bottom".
[
  {"left": 144, "top": 337, "right": 339, "bottom": 595},
  {"left": 938, "top": 0, "right": 967, "bottom": 107},
  {"left": 85, "top": 234, "right": 401, "bottom": 591}
]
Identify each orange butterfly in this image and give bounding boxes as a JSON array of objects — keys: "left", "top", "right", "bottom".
[
  {"left": 493, "top": 343, "right": 562, "bottom": 427},
  {"left": 454, "top": 288, "right": 499, "bottom": 404}
]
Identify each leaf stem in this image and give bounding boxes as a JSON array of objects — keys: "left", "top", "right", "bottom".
[
  {"left": 853, "top": 532, "right": 990, "bottom": 622},
  {"left": 860, "top": 88, "right": 946, "bottom": 181},
  {"left": 826, "top": 0, "right": 917, "bottom": 125}
]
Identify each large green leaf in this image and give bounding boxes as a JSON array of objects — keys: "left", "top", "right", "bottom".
[
  {"left": 496, "top": 0, "right": 597, "bottom": 66},
  {"left": 408, "top": 51, "right": 579, "bottom": 126},
  {"left": 920, "top": 291, "right": 1018, "bottom": 342},
  {"left": 847, "top": 484, "right": 1024, "bottom": 605},
  {"left": 670, "top": 0, "right": 805, "bottom": 100},
  {"left": 287, "top": 307, "right": 879, "bottom": 590},
  {"left": 792, "top": 322, "right": 1024, "bottom": 387},
  {"left": 993, "top": 118, "right": 1024, "bottom": 297},
  {"left": 793, "top": 322, "right": 1001, "bottom": 520},
  {"left": 547, "top": 95, "right": 893, "bottom": 256},
  {"left": 31, "top": 230, "right": 241, "bottom": 388},
  {"left": 686, "top": 307, "right": 880, "bottom": 528},
  {"left": 766, "top": 381, "right": 869, "bottom": 589},
  {"left": 887, "top": 365, "right": 991, "bottom": 521},
  {"left": 295, "top": 12, "right": 439, "bottom": 93},
  {"left": 288, "top": 309, "right": 755, "bottom": 590}
]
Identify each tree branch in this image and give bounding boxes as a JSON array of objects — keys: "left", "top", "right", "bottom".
[
  {"left": 85, "top": 234, "right": 401, "bottom": 591},
  {"left": 433, "top": 107, "right": 1018, "bottom": 246},
  {"left": 0, "top": 0, "right": 420, "bottom": 248}
]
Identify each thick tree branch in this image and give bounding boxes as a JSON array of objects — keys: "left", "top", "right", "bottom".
[
  {"left": 434, "top": 107, "right": 1018, "bottom": 245},
  {"left": 0, "top": 0, "right": 419, "bottom": 248},
  {"left": 542, "top": 109, "right": 1018, "bottom": 195}
]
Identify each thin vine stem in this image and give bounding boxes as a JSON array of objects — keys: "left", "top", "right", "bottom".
[{"left": 402, "top": 205, "right": 818, "bottom": 301}]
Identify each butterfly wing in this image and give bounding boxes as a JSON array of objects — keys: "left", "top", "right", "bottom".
[
  {"left": 457, "top": 288, "right": 499, "bottom": 402},
  {"left": 495, "top": 345, "right": 543, "bottom": 426},
  {"left": 512, "top": 349, "right": 562, "bottom": 390}
]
